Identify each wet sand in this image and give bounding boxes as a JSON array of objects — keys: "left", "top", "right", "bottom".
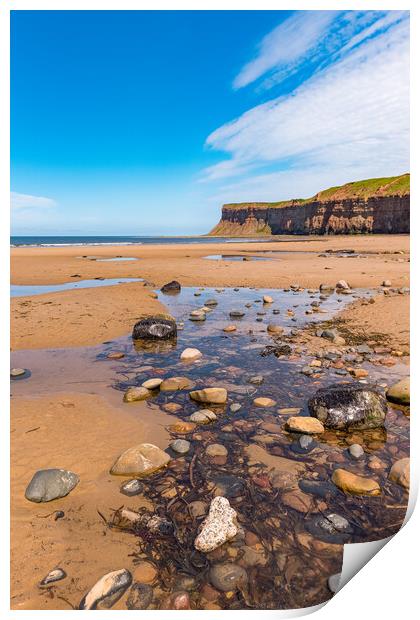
[{"left": 10, "top": 237, "right": 410, "bottom": 610}]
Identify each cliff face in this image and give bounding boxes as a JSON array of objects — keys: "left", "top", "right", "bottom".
[{"left": 209, "top": 174, "right": 410, "bottom": 236}]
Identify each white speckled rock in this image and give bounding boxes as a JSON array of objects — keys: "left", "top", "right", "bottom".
[{"left": 194, "top": 496, "right": 237, "bottom": 553}]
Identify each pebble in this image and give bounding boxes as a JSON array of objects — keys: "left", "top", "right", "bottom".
[
  {"left": 168, "top": 421, "right": 196, "bottom": 433},
  {"left": 223, "top": 325, "right": 237, "bottom": 332},
  {"left": 160, "top": 376, "right": 194, "bottom": 391},
  {"left": 348, "top": 444, "right": 364, "bottom": 459},
  {"left": 110, "top": 443, "right": 170, "bottom": 476},
  {"left": 263, "top": 295, "right": 273, "bottom": 303},
  {"left": 107, "top": 352, "right": 125, "bottom": 359},
  {"left": 205, "top": 444, "right": 228, "bottom": 458},
  {"left": 79, "top": 569, "right": 132, "bottom": 609},
  {"left": 170, "top": 439, "right": 191, "bottom": 454},
  {"left": 123, "top": 387, "right": 151, "bottom": 402},
  {"left": 132, "top": 562, "right": 157, "bottom": 584},
  {"left": 386, "top": 377, "right": 410, "bottom": 405},
  {"left": 230, "top": 403, "right": 241, "bottom": 413},
  {"left": 205, "top": 298, "right": 218, "bottom": 307},
  {"left": 10, "top": 367, "right": 26, "bottom": 377},
  {"left": 331, "top": 468, "right": 381, "bottom": 496},
  {"left": 253, "top": 397, "right": 276, "bottom": 407},
  {"left": 25, "top": 468, "right": 79, "bottom": 503},
  {"left": 382, "top": 279, "right": 392, "bottom": 287},
  {"left": 189, "top": 410, "right": 217, "bottom": 424},
  {"left": 229, "top": 310, "right": 245, "bottom": 318},
  {"left": 189, "top": 500, "right": 208, "bottom": 518},
  {"left": 40, "top": 568, "right": 67, "bottom": 587},
  {"left": 160, "top": 591, "right": 191, "bottom": 610},
  {"left": 126, "top": 583, "right": 153, "bottom": 610},
  {"left": 190, "top": 387, "right": 227, "bottom": 404},
  {"left": 249, "top": 375, "right": 264, "bottom": 385},
  {"left": 189, "top": 310, "right": 206, "bottom": 321},
  {"left": 194, "top": 497, "right": 238, "bottom": 552},
  {"left": 209, "top": 563, "right": 248, "bottom": 592},
  {"left": 389, "top": 457, "right": 410, "bottom": 489},
  {"left": 180, "top": 347, "right": 203, "bottom": 361},
  {"left": 120, "top": 479, "right": 145, "bottom": 496},
  {"left": 267, "top": 324, "right": 283, "bottom": 334},
  {"left": 328, "top": 573, "right": 341, "bottom": 593},
  {"left": 141, "top": 378, "right": 163, "bottom": 390}
]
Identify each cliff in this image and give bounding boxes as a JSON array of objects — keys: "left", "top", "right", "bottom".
[{"left": 208, "top": 174, "right": 410, "bottom": 236}]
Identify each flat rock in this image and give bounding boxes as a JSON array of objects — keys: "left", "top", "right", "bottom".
[
  {"left": 190, "top": 387, "right": 227, "bottom": 404},
  {"left": 229, "top": 310, "right": 245, "bottom": 318},
  {"left": 160, "top": 376, "right": 194, "bottom": 391},
  {"left": 168, "top": 421, "right": 196, "bottom": 433},
  {"left": 189, "top": 410, "right": 216, "bottom": 424},
  {"left": 267, "top": 324, "right": 283, "bottom": 334},
  {"left": 389, "top": 457, "right": 410, "bottom": 490},
  {"left": 223, "top": 325, "right": 237, "bottom": 332},
  {"left": 10, "top": 367, "right": 26, "bottom": 377},
  {"left": 126, "top": 583, "right": 153, "bottom": 610},
  {"left": 286, "top": 417, "right": 324, "bottom": 434},
  {"left": 79, "top": 569, "right": 132, "bottom": 609},
  {"left": 25, "top": 469, "right": 79, "bottom": 503},
  {"left": 332, "top": 468, "right": 381, "bottom": 496},
  {"left": 40, "top": 568, "right": 67, "bottom": 586},
  {"left": 348, "top": 444, "right": 364, "bottom": 459},
  {"left": 110, "top": 443, "right": 170, "bottom": 477},
  {"left": 205, "top": 444, "right": 228, "bottom": 458},
  {"left": 308, "top": 384, "right": 387, "bottom": 430},
  {"left": 194, "top": 496, "right": 237, "bottom": 552},
  {"left": 189, "top": 310, "right": 206, "bottom": 321},
  {"left": 386, "top": 377, "right": 409, "bottom": 405},
  {"left": 263, "top": 295, "right": 273, "bottom": 303},
  {"left": 180, "top": 347, "right": 203, "bottom": 362},
  {"left": 123, "top": 387, "right": 151, "bottom": 402},
  {"left": 120, "top": 479, "right": 145, "bottom": 496},
  {"left": 282, "top": 489, "right": 317, "bottom": 513},
  {"left": 141, "top": 378, "right": 163, "bottom": 390},
  {"left": 107, "top": 351, "right": 125, "bottom": 359},
  {"left": 253, "top": 397, "right": 276, "bottom": 407}
]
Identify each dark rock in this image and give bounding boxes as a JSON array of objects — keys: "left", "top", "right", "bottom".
[
  {"left": 126, "top": 583, "right": 153, "bottom": 610},
  {"left": 209, "top": 563, "right": 248, "bottom": 592},
  {"left": 161, "top": 280, "right": 181, "bottom": 294},
  {"left": 308, "top": 384, "right": 387, "bottom": 430},
  {"left": 120, "top": 479, "right": 145, "bottom": 496},
  {"left": 132, "top": 314, "right": 177, "bottom": 340},
  {"left": 25, "top": 469, "right": 79, "bottom": 503},
  {"left": 298, "top": 479, "right": 338, "bottom": 499}
]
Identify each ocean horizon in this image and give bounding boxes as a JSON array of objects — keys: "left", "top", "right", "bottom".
[{"left": 10, "top": 235, "right": 272, "bottom": 247}]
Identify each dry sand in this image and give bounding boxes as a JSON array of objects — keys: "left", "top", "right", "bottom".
[{"left": 10, "top": 236, "right": 410, "bottom": 609}]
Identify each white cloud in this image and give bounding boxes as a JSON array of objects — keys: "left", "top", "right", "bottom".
[
  {"left": 203, "top": 12, "right": 409, "bottom": 200},
  {"left": 11, "top": 192, "right": 57, "bottom": 210}
]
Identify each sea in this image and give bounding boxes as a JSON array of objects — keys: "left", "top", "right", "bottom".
[{"left": 10, "top": 235, "right": 271, "bottom": 247}]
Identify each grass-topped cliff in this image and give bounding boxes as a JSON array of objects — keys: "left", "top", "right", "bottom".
[{"left": 209, "top": 173, "right": 410, "bottom": 236}]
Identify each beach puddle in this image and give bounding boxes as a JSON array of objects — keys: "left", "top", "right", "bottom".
[
  {"left": 77, "top": 256, "right": 139, "bottom": 261},
  {"left": 203, "top": 254, "right": 277, "bottom": 261},
  {"left": 10, "top": 285, "right": 409, "bottom": 610},
  {"left": 10, "top": 277, "right": 143, "bottom": 298}
]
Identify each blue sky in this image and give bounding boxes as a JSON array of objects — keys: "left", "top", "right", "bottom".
[{"left": 11, "top": 10, "right": 409, "bottom": 236}]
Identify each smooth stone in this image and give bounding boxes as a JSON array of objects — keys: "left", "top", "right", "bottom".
[
  {"left": 333, "top": 336, "right": 346, "bottom": 346},
  {"left": 336, "top": 280, "right": 350, "bottom": 290},
  {"left": 194, "top": 496, "right": 237, "bottom": 552},
  {"left": 319, "top": 283, "right": 335, "bottom": 292},
  {"left": 110, "top": 443, "right": 170, "bottom": 477},
  {"left": 189, "top": 310, "right": 206, "bottom": 321},
  {"left": 180, "top": 347, "right": 203, "bottom": 362},
  {"left": 282, "top": 489, "right": 317, "bottom": 513},
  {"left": 382, "top": 280, "right": 392, "bottom": 287},
  {"left": 205, "top": 298, "right": 218, "bottom": 307},
  {"left": 205, "top": 444, "right": 228, "bottom": 458},
  {"left": 350, "top": 368, "right": 369, "bottom": 378},
  {"left": 120, "top": 479, "right": 145, "bottom": 496},
  {"left": 79, "top": 569, "right": 132, "bottom": 609},
  {"left": 389, "top": 457, "right": 410, "bottom": 490},
  {"left": 253, "top": 397, "right": 276, "bottom": 407},
  {"left": 267, "top": 324, "right": 283, "bottom": 334},
  {"left": 40, "top": 568, "right": 67, "bottom": 586},
  {"left": 141, "top": 378, "right": 163, "bottom": 390},
  {"left": 132, "top": 562, "right": 157, "bottom": 584},
  {"left": 189, "top": 500, "right": 208, "bottom": 518},
  {"left": 230, "top": 403, "right": 241, "bottom": 413},
  {"left": 309, "top": 384, "right": 387, "bottom": 430},
  {"left": 278, "top": 407, "right": 301, "bottom": 415},
  {"left": 10, "top": 367, "right": 26, "bottom": 377},
  {"left": 132, "top": 314, "right": 176, "bottom": 340},
  {"left": 126, "top": 583, "right": 153, "bottom": 610},
  {"left": 223, "top": 325, "right": 237, "bottom": 332},
  {"left": 348, "top": 444, "right": 364, "bottom": 459},
  {"left": 123, "top": 387, "right": 151, "bottom": 402},
  {"left": 160, "top": 376, "right": 194, "bottom": 391},
  {"left": 208, "top": 474, "right": 246, "bottom": 498},
  {"left": 170, "top": 439, "right": 191, "bottom": 454},
  {"left": 386, "top": 377, "right": 410, "bottom": 405},
  {"left": 249, "top": 375, "right": 264, "bottom": 385},
  {"left": 168, "top": 421, "right": 196, "bottom": 433},
  {"left": 290, "top": 434, "right": 317, "bottom": 454},
  {"left": 190, "top": 387, "right": 227, "bottom": 404},
  {"left": 332, "top": 468, "right": 381, "bottom": 496},
  {"left": 189, "top": 410, "right": 216, "bottom": 424},
  {"left": 298, "top": 479, "right": 338, "bottom": 499},
  {"left": 286, "top": 417, "right": 324, "bottom": 434},
  {"left": 328, "top": 573, "right": 341, "bottom": 593},
  {"left": 263, "top": 295, "right": 273, "bottom": 303},
  {"left": 163, "top": 402, "right": 183, "bottom": 413},
  {"left": 107, "top": 351, "right": 125, "bottom": 359},
  {"left": 25, "top": 469, "right": 79, "bottom": 503},
  {"left": 321, "top": 329, "right": 338, "bottom": 341},
  {"left": 209, "top": 563, "right": 248, "bottom": 592}
]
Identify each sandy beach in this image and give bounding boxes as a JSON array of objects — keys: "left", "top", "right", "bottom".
[{"left": 10, "top": 237, "right": 410, "bottom": 610}]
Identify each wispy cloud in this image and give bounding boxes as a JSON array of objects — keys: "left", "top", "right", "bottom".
[
  {"left": 11, "top": 192, "right": 57, "bottom": 210},
  {"left": 203, "top": 10, "right": 409, "bottom": 200}
]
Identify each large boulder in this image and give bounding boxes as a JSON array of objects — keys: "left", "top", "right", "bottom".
[
  {"left": 132, "top": 314, "right": 177, "bottom": 340},
  {"left": 308, "top": 384, "right": 387, "bottom": 430},
  {"left": 25, "top": 468, "right": 79, "bottom": 503},
  {"left": 160, "top": 280, "right": 181, "bottom": 294}
]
